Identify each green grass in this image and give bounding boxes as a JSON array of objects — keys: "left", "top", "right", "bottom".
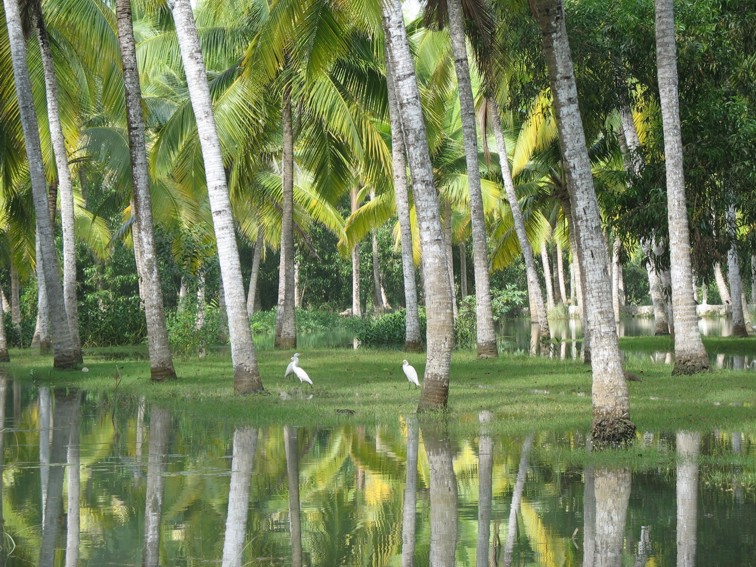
[{"left": 5, "top": 337, "right": 755, "bottom": 438}]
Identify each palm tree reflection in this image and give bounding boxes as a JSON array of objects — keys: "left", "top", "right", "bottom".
[
  {"left": 143, "top": 407, "right": 171, "bottom": 567},
  {"left": 285, "top": 425, "right": 304, "bottom": 567},
  {"left": 222, "top": 427, "right": 258, "bottom": 567},
  {"left": 423, "top": 422, "right": 458, "bottom": 567},
  {"left": 676, "top": 431, "right": 700, "bottom": 567},
  {"left": 402, "top": 417, "right": 419, "bottom": 567}
]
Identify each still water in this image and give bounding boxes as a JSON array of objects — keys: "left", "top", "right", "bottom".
[{"left": 1, "top": 380, "right": 753, "bottom": 566}]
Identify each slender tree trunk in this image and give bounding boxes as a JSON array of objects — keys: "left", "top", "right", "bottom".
[
  {"left": 65, "top": 392, "right": 81, "bottom": 567},
  {"left": 476, "top": 413, "right": 494, "bottom": 567},
  {"left": 714, "top": 262, "right": 731, "bottom": 305},
  {"left": 284, "top": 426, "right": 303, "bottom": 567},
  {"left": 562, "top": 194, "right": 590, "bottom": 361},
  {"left": 117, "top": 0, "right": 176, "bottom": 380},
  {"left": 31, "top": 1, "right": 82, "bottom": 362},
  {"left": 503, "top": 433, "right": 534, "bottom": 566},
  {"left": 0, "top": 296, "right": 8, "bottom": 362},
  {"left": 275, "top": 88, "right": 297, "bottom": 348},
  {"left": 593, "top": 468, "right": 631, "bottom": 567},
  {"left": 541, "top": 240, "right": 556, "bottom": 312},
  {"left": 442, "top": 201, "right": 458, "bottom": 319},
  {"left": 642, "top": 240, "right": 670, "bottom": 334},
  {"left": 195, "top": 272, "right": 206, "bottom": 331},
  {"left": 370, "top": 191, "right": 386, "bottom": 312},
  {"left": 447, "top": 0, "right": 498, "bottom": 357},
  {"left": 385, "top": 58, "right": 422, "bottom": 349},
  {"left": 533, "top": 0, "right": 634, "bottom": 445},
  {"left": 492, "top": 100, "right": 549, "bottom": 336},
  {"left": 143, "top": 407, "right": 171, "bottom": 567},
  {"left": 350, "top": 188, "right": 362, "bottom": 317},
  {"left": 383, "top": 0, "right": 455, "bottom": 411},
  {"left": 655, "top": 0, "right": 709, "bottom": 374},
  {"left": 32, "top": 235, "right": 52, "bottom": 353},
  {"left": 247, "top": 227, "right": 263, "bottom": 318},
  {"left": 401, "top": 417, "right": 419, "bottom": 567},
  {"left": 39, "top": 388, "right": 51, "bottom": 526},
  {"left": 168, "top": 0, "right": 264, "bottom": 392},
  {"left": 459, "top": 243, "right": 468, "bottom": 298},
  {"left": 556, "top": 240, "right": 568, "bottom": 305},
  {"left": 612, "top": 238, "right": 622, "bottom": 331},
  {"left": 178, "top": 277, "right": 189, "bottom": 312},
  {"left": 676, "top": 432, "right": 700, "bottom": 567},
  {"left": 726, "top": 205, "right": 747, "bottom": 336},
  {"left": 218, "top": 282, "right": 229, "bottom": 342},
  {"left": 424, "top": 425, "right": 458, "bottom": 567},
  {"left": 4, "top": 0, "right": 75, "bottom": 367},
  {"left": 221, "top": 427, "right": 258, "bottom": 567},
  {"left": 10, "top": 265, "right": 21, "bottom": 339},
  {"left": 751, "top": 255, "right": 756, "bottom": 305}
]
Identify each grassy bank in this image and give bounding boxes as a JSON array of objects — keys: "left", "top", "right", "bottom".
[{"left": 4, "top": 335, "right": 754, "bottom": 437}]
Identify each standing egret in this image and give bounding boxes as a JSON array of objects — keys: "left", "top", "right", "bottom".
[
  {"left": 402, "top": 360, "right": 420, "bottom": 389},
  {"left": 284, "top": 353, "right": 301, "bottom": 378},
  {"left": 291, "top": 358, "right": 313, "bottom": 386}
]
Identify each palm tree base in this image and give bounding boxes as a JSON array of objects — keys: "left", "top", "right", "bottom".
[
  {"left": 591, "top": 414, "right": 636, "bottom": 448},
  {"left": 672, "top": 354, "right": 711, "bottom": 375},
  {"left": 476, "top": 341, "right": 499, "bottom": 359},
  {"left": 0, "top": 350, "right": 9, "bottom": 362},
  {"left": 234, "top": 366, "right": 266, "bottom": 395},
  {"left": 274, "top": 336, "right": 297, "bottom": 349},
  {"left": 53, "top": 351, "right": 78, "bottom": 369},
  {"left": 150, "top": 365, "right": 178, "bottom": 381},
  {"left": 731, "top": 324, "right": 749, "bottom": 338},
  {"left": 653, "top": 327, "right": 671, "bottom": 336},
  {"left": 417, "top": 379, "right": 450, "bottom": 411},
  {"left": 405, "top": 340, "right": 424, "bottom": 353},
  {"left": 37, "top": 339, "right": 52, "bottom": 354}
]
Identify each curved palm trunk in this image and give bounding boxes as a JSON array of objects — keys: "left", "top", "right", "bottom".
[
  {"left": 31, "top": 2, "right": 82, "bottom": 362},
  {"left": 383, "top": 0, "right": 454, "bottom": 410},
  {"left": 726, "top": 205, "right": 747, "bottom": 336},
  {"left": 284, "top": 426, "right": 303, "bottom": 567},
  {"left": 676, "top": 431, "right": 700, "bottom": 567},
  {"left": 276, "top": 90, "right": 297, "bottom": 348},
  {"left": 222, "top": 427, "right": 258, "bottom": 567},
  {"left": 491, "top": 101, "right": 549, "bottom": 337},
  {"left": 4, "top": 0, "right": 75, "bottom": 368},
  {"left": 246, "top": 227, "right": 264, "bottom": 318},
  {"left": 424, "top": 425, "right": 458, "bottom": 567},
  {"left": 534, "top": 0, "right": 634, "bottom": 445},
  {"left": 447, "top": 0, "right": 497, "bottom": 356},
  {"left": 168, "top": 0, "right": 264, "bottom": 393},
  {"left": 401, "top": 417, "right": 419, "bottom": 567},
  {"left": 593, "top": 468, "right": 631, "bottom": 567},
  {"left": 714, "top": 262, "right": 731, "bottom": 305},
  {"left": 655, "top": 0, "right": 709, "bottom": 374},
  {"left": 350, "top": 188, "right": 362, "bottom": 317},
  {"left": 117, "top": 0, "right": 176, "bottom": 380}
]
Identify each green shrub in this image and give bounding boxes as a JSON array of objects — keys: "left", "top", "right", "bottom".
[
  {"left": 167, "top": 304, "right": 223, "bottom": 356},
  {"left": 357, "top": 309, "right": 426, "bottom": 347},
  {"left": 456, "top": 287, "right": 528, "bottom": 349},
  {"left": 3, "top": 313, "right": 34, "bottom": 348}
]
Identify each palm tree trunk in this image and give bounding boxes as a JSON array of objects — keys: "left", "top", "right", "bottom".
[
  {"left": 371, "top": 195, "right": 386, "bottom": 313},
  {"left": 65, "top": 392, "right": 81, "bottom": 567},
  {"left": 4, "top": 0, "right": 76, "bottom": 368},
  {"left": 655, "top": 0, "right": 709, "bottom": 374},
  {"left": 556, "top": 240, "right": 567, "bottom": 305},
  {"left": 424, "top": 426, "right": 458, "bottom": 567},
  {"left": 459, "top": 243, "right": 468, "bottom": 298},
  {"left": 39, "top": 387, "right": 51, "bottom": 526},
  {"left": 276, "top": 88, "right": 297, "bottom": 348},
  {"left": 195, "top": 272, "right": 206, "bottom": 331},
  {"left": 350, "top": 189, "right": 362, "bottom": 317},
  {"left": 491, "top": 100, "right": 549, "bottom": 336},
  {"left": 247, "top": 227, "right": 264, "bottom": 318},
  {"left": 221, "top": 427, "right": 258, "bottom": 567},
  {"left": 442, "top": 201, "right": 458, "bottom": 319},
  {"left": 562, "top": 194, "right": 590, "bottom": 360},
  {"left": 31, "top": 1, "right": 82, "bottom": 361},
  {"left": 503, "top": 433, "right": 534, "bottom": 566},
  {"left": 612, "top": 238, "right": 622, "bottom": 331},
  {"left": 401, "top": 417, "right": 419, "bottom": 567},
  {"left": 284, "top": 426, "right": 303, "bottom": 567},
  {"left": 593, "top": 468, "right": 632, "bottom": 567},
  {"left": 726, "top": 205, "right": 748, "bottom": 336},
  {"left": 642, "top": 240, "right": 670, "bottom": 335},
  {"left": 117, "top": 0, "right": 176, "bottom": 380},
  {"left": 533, "top": 0, "right": 634, "bottom": 445},
  {"left": 476, "top": 414, "right": 494, "bottom": 567},
  {"left": 383, "top": 0, "right": 454, "bottom": 410},
  {"left": 714, "top": 262, "right": 731, "bottom": 305},
  {"left": 143, "top": 407, "right": 170, "bottom": 567},
  {"left": 676, "top": 431, "right": 700, "bottom": 567},
  {"left": 0, "top": 297, "right": 8, "bottom": 362},
  {"left": 168, "top": 0, "right": 264, "bottom": 393},
  {"left": 751, "top": 255, "right": 756, "bottom": 305},
  {"left": 384, "top": 59, "right": 422, "bottom": 349},
  {"left": 541, "top": 240, "right": 556, "bottom": 312},
  {"left": 10, "top": 265, "right": 21, "bottom": 338},
  {"left": 446, "top": 0, "right": 497, "bottom": 356}
]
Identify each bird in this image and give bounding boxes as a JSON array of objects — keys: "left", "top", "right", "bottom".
[
  {"left": 402, "top": 360, "right": 420, "bottom": 389},
  {"left": 284, "top": 353, "right": 301, "bottom": 378},
  {"left": 291, "top": 359, "right": 313, "bottom": 386}
]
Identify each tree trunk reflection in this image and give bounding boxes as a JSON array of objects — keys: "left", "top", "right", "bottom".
[
  {"left": 285, "top": 426, "right": 303, "bottom": 567},
  {"left": 222, "top": 427, "right": 258, "bottom": 567},
  {"left": 504, "top": 433, "right": 534, "bottom": 566},
  {"left": 676, "top": 431, "right": 700, "bottom": 567},
  {"left": 402, "top": 417, "right": 419, "bottom": 567},
  {"left": 423, "top": 424, "right": 457, "bottom": 567},
  {"left": 593, "top": 468, "right": 631, "bottom": 567},
  {"left": 143, "top": 407, "right": 171, "bottom": 567}
]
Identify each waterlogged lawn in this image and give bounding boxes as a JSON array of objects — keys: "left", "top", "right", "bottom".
[{"left": 6, "top": 336, "right": 755, "bottom": 436}]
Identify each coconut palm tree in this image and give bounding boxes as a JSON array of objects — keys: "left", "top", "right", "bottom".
[
  {"left": 532, "top": 0, "right": 634, "bottom": 445},
  {"left": 116, "top": 0, "right": 177, "bottom": 380},
  {"left": 654, "top": 0, "right": 709, "bottom": 374},
  {"left": 166, "top": 0, "right": 264, "bottom": 393},
  {"left": 725, "top": 204, "right": 747, "bottom": 336},
  {"left": 382, "top": 0, "right": 454, "bottom": 410},
  {"left": 3, "top": 0, "right": 76, "bottom": 368}
]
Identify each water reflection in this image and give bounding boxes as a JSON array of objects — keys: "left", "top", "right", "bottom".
[{"left": 0, "top": 384, "right": 753, "bottom": 566}]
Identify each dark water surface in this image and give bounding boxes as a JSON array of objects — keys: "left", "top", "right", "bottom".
[{"left": 1, "top": 380, "right": 753, "bottom": 566}]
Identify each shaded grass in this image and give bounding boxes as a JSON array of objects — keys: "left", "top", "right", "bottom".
[{"left": 5, "top": 342, "right": 754, "bottom": 439}]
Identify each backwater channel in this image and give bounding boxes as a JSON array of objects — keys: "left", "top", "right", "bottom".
[{"left": 1, "top": 374, "right": 754, "bottom": 566}]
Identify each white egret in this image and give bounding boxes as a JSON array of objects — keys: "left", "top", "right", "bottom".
[
  {"left": 402, "top": 360, "right": 420, "bottom": 389},
  {"left": 284, "top": 353, "right": 301, "bottom": 378},
  {"left": 292, "top": 359, "right": 313, "bottom": 386}
]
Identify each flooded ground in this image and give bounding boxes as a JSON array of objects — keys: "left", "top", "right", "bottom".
[{"left": 1, "top": 380, "right": 753, "bottom": 566}]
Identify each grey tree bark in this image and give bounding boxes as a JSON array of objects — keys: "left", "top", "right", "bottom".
[
  {"left": 10, "top": 265, "right": 22, "bottom": 338},
  {"left": 401, "top": 417, "right": 419, "bottom": 567},
  {"left": 0, "top": 295, "right": 8, "bottom": 361},
  {"left": 276, "top": 89, "right": 298, "bottom": 348},
  {"left": 593, "top": 468, "right": 631, "bottom": 567},
  {"left": 655, "top": 0, "right": 710, "bottom": 373},
  {"left": 541, "top": 239, "right": 556, "bottom": 312},
  {"left": 442, "top": 201, "right": 458, "bottom": 319},
  {"left": 726, "top": 205, "right": 748, "bottom": 336},
  {"left": 611, "top": 238, "right": 622, "bottom": 332},
  {"left": 533, "top": 0, "right": 634, "bottom": 445},
  {"left": 491, "top": 100, "right": 549, "bottom": 336},
  {"left": 4, "top": 0, "right": 75, "bottom": 367},
  {"left": 385, "top": 59, "right": 422, "bottom": 349},
  {"left": 143, "top": 407, "right": 171, "bottom": 567},
  {"left": 221, "top": 427, "right": 258, "bottom": 567},
  {"left": 31, "top": 1, "right": 82, "bottom": 361},
  {"left": 714, "top": 262, "right": 731, "bottom": 305},
  {"left": 676, "top": 431, "right": 700, "bottom": 567},
  {"left": 383, "top": 0, "right": 455, "bottom": 410},
  {"left": 476, "top": 412, "right": 494, "bottom": 567},
  {"left": 246, "top": 227, "right": 264, "bottom": 318},
  {"left": 350, "top": 188, "right": 362, "bottom": 317},
  {"left": 424, "top": 425, "right": 458, "bottom": 567},
  {"left": 556, "top": 240, "right": 568, "bottom": 305},
  {"left": 168, "top": 0, "right": 265, "bottom": 392},
  {"left": 117, "top": 0, "right": 177, "bottom": 380},
  {"left": 459, "top": 243, "right": 468, "bottom": 298},
  {"left": 446, "top": 0, "right": 498, "bottom": 357},
  {"left": 370, "top": 191, "right": 387, "bottom": 312}
]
